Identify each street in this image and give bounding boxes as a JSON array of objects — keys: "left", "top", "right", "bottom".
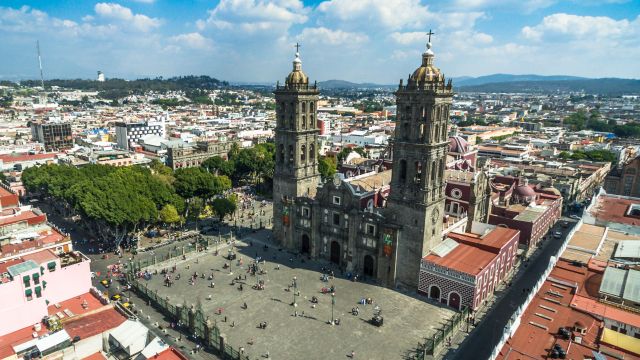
[{"left": 447, "top": 217, "right": 578, "bottom": 360}]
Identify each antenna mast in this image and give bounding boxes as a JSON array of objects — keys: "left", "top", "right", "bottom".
[{"left": 36, "top": 40, "right": 44, "bottom": 89}]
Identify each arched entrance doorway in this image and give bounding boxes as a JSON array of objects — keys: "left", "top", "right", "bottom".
[
  {"left": 301, "top": 234, "right": 310, "bottom": 254},
  {"left": 429, "top": 285, "right": 441, "bottom": 300},
  {"left": 330, "top": 241, "right": 340, "bottom": 264},
  {"left": 363, "top": 255, "right": 374, "bottom": 277},
  {"left": 448, "top": 292, "right": 461, "bottom": 310}
]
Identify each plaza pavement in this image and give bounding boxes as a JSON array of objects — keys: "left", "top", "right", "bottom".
[{"left": 141, "top": 231, "right": 456, "bottom": 360}]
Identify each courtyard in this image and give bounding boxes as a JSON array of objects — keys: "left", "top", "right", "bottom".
[{"left": 139, "top": 231, "right": 456, "bottom": 360}]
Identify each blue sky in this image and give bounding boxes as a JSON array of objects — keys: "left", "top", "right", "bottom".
[{"left": 1, "top": 0, "right": 639, "bottom": 83}]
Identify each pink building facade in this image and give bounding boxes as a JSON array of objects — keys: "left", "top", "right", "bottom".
[{"left": 0, "top": 249, "right": 91, "bottom": 336}]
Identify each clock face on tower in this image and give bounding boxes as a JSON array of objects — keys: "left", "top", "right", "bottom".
[
  {"left": 431, "top": 208, "right": 440, "bottom": 224},
  {"left": 332, "top": 173, "right": 341, "bottom": 187}
]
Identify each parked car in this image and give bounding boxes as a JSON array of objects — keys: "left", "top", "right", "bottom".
[
  {"left": 570, "top": 215, "right": 581, "bottom": 220},
  {"left": 553, "top": 231, "right": 562, "bottom": 239}
]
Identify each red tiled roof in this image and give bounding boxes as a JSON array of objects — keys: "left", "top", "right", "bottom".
[
  {"left": 0, "top": 210, "right": 47, "bottom": 227},
  {"left": 155, "top": 347, "right": 190, "bottom": 360},
  {"left": 64, "top": 307, "right": 127, "bottom": 340},
  {"left": 0, "top": 323, "right": 48, "bottom": 359},
  {"left": 0, "top": 153, "right": 57, "bottom": 163},
  {"left": 48, "top": 292, "right": 105, "bottom": 317},
  {"left": 424, "top": 242, "right": 496, "bottom": 275},
  {"left": 22, "top": 249, "right": 58, "bottom": 266},
  {"left": 83, "top": 352, "right": 107, "bottom": 360},
  {"left": 589, "top": 195, "right": 640, "bottom": 226},
  {"left": 571, "top": 295, "right": 640, "bottom": 329},
  {"left": 448, "top": 227, "right": 519, "bottom": 253}
]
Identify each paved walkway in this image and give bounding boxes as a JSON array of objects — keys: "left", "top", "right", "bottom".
[{"left": 141, "top": 230, "right": 456, "bottom": 360}]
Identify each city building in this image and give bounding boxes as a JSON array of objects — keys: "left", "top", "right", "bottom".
[
  {"left": 605, "top": 155, "right": 640, "bottom": 197},
  {"left": 489, "top": 176, "right": 563, "bottom": 248},
  {"left": 419, "top": 223, "right": 519, "bottom": 310},
  {"left": 166, "top": 139, "right": 237, "bottom": 170},
  {"left": 272, "top": 42, "right": 492, "bottom": 291},
  {"left": 115, "top": 116, "right": 167, "bottom": 150},
  {"left": 29, "top": 121, "right": 73, "bottom": 151}
]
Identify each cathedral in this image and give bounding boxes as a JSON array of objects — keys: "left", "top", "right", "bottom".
[{"left": 272, "top": 41, "right": 491, "bottom": 290}]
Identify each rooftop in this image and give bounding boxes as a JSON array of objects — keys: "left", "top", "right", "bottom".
[
  {"left": 64, "top": 307, "right": 127, "bottom": 340},
  {"left": 347, "top": 169, "right": 392, "bottom": 192},
  {"left": 589, "top": 194, "right": 640, "bottom": 227},
  {"left": 424, "top": 241, "right": 496, "bottom": 276}
]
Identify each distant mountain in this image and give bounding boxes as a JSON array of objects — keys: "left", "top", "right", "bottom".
[
  {"left": 454, "top": 74, "right": 588, "bottom": 87},
  {"left": 458, "top": 78, "right": 640, "bottom": 95},
  {"left": 317, "top": 79, "right": 393, "bottom": 89}
]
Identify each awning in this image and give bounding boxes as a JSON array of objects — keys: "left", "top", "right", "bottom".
[
  {"left": 23, "top": 275, "right": 30, "bottom": 285},
  {"left": 35, "top": 286, "right": 41, "bottom": 297},
  {"left": 601, "top": 328, "right": 640, "bottom": 356},
  {"left": 25, "top": 289, "right": 32, "bottom": 296},
  {"left": 33, "top": 273, "right": 39, "bottom": 279},
  {"left": 47, "top": 262, "right": 56, "bottom": 270}
]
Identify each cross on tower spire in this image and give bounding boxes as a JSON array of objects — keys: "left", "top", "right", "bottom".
[
  {"left": 294, "top": 42, "right": 301, "bottom": 53},
  {"left": 426, "top": 29, "right": 435, "bottom": 43}
]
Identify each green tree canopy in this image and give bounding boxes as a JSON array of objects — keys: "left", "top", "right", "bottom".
[
  {"left": 211, "top": 195, "right": 238, "bottom": 221},
  {"left": 159, "top": 204, "right": 181, "bottom": 225},
  {"left": 318, "top": 156, "right": 337, "bottom": 180},
  {"left": 174, "top": 167, "right": 231, "bottom": 199}
]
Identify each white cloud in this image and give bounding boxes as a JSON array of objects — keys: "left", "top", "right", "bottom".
[
  {"left": 131, "top": 0, "right": 156, "bottom": 3},
  {"left": 94, "top": 2, "right": 161, "bottom": 32},
  {"left": 522, "top": 13, "right": 640, "bottom": 41},
  {"left": 197, "top": 0, "right": 308, "bottom": 34},
  {"left": 297, "top": 27, "right": 368, "bottom": 46},
  {"left": 169, "top": 32, "right": 214, "bottom": 50},
  {"left": 317, "top": 0, "right": 430, "bottom": 30}
]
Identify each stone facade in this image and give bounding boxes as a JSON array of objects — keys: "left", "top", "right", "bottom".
[
  {"left": 166, "top": 140, "right": 237, "bottom": 170},
  {"left": 272, "top": 44, "right": 492, "bottom": 291}
]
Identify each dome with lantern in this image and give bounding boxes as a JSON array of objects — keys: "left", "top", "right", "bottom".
[
  {"left": 285, "top": 52, "right": 309, "bottom": 87},
  {"left": 410, "top": 42, "right": 444, "bottom": 84}
]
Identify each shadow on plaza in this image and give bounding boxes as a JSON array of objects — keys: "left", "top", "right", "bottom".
[{"left": 225, "top": 226, "right": 455, "bottom": 314}]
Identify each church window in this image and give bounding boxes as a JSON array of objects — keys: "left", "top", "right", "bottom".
[
  {"left": 414, "top": 161, "right": 422, "bottom": 184},
  {"left": 301, "top": 102, "right": 307, "bottom": 113},
  {"left": 366, "top": 223, "right": 376, "bottom": 236},
  {"left": 419, "top": 124, "right": 425, "bottom": 141},
  {"left": 333, "top": 212, "right": 341, "bottom": 226},
  {"left": 310, "top": 143, "right": 315, "bottom": 160},
  {"left": 441, "top": 122, "right": 447, "bottom": 141},
  {"left": 302, "top": 115, "right": 306, "bottom": 129},
  {"left": 399, "top": 160, "right": 407, "bottom": 182},
  {"left": 403, "top": 123, "right": 410, "bottom": 140},
  {"left": 279, "top": 144, "right": 284, "bottom": 163},
  {"left": 333, "top": 196, "right": 341, "bottom": 205},
  {"left": 310, "top": 101, "right": 315, "bottom": 112},
  {"left": 301, "top": 145, "right": 306, "bottom": 161},
  {"left": 310, "top": 114, "right": 314, "bottom": 128},
  {"left": 289, "top": 115, "right": 295, "bottom": 129},
  {"left": 302, "top": 206, "right": 310, "bottom": 218},
  {"left": 288, "top": 145, "right": 294, "bottom": 164}
]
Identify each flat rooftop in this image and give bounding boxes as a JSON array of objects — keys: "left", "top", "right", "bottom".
[
  {"left": 347, "top": 169, "right": 392, "bottom": 192},
  {"left": 589, "top": 194, "right": 640, "bottom": 227}
]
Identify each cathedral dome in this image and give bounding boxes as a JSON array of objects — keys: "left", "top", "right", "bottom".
[
  {"left": 514, "top": 184, "right": 536, "bottom": 198},
  {"left": 410, "top": 42, "right": 444, "bottom": 83},
  {"left": 449, "top": 136, "right": 469, "bottom": 154},
  {"left": 285, "top": 52, "right": 309, "bottom": 87}
]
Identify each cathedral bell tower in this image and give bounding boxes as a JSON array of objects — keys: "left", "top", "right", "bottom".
[
  {"left": 273, "top": 46, "right": 320, "bottom": 250},
  {"left": 387, "top": 38, "right": 453, "bottom": 289}
]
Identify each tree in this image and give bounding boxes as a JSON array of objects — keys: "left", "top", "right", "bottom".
[
  {"left": 318, "top": 156, "right": 337, "bottom": 180},
  {"left": 201, "top": 156, "right": 235, "bottom": 177},
  {"left": 159, "top": 204, "right": 181, "bottom": 226},
  {"left": 211, "top": 195, "right": 238, "bottom": 221},
  {"left": 174, "top": 167, "right": 231, "bottom": 200}
]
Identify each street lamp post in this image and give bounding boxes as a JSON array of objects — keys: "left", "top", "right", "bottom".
[
  {"left": 331, "top": 292, "right": 336, "bottom": 325},
  {"left": 292, "top": 276, "right": 298, "bottom": 307}
]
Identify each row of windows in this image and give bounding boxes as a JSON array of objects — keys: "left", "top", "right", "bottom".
[
  {"left": 398, "top": 158, "right": 446, "bottom": 186},
  {"left": 278, "top": 101, "right": 316, "bottom": 113},
  {"left": 278, "top": 143, "right": 316, "bottom": 164}
]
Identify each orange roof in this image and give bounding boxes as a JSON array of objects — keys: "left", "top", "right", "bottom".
[
  {"left": 590, "top": 195, "right": 640, "bottom": 226},
  {"left": 0, "top": 210, "right": 46, "bottom": 227},
  {"left": 448, "top": 227, "right": 519, "bottom": 253},
  {"left": 48, "top": 292, "right": 104, "bottom": 317},
  {"left": 83, "top": 352, "right": 107, "bottom": 360},
  {"left": 0, "top": 322, "right": 48, "bottom": 359},
  {"left": 64, "top": 307, "right": 127, "bottom": 340},
  {"left": 0, "top": 153, "right": 57, "bottom": 163},
  {"left": 571, "top": 294, "right": 640, "bottom": 329},
  {"left": 155, "top": 347, "right": 190, "bottom": 360},
  {"left": 424, "top": 242, "right": 496, "bottom": 275},
  {"left": 22, "top": 248, "right": 58, "bottom": 265}
]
